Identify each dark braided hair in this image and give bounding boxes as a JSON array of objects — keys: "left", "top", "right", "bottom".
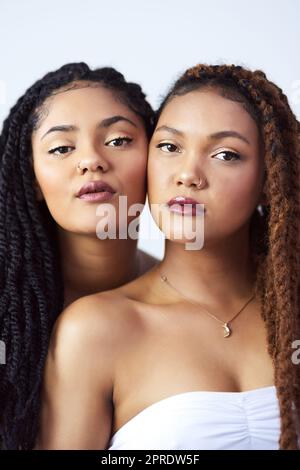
[
  {"left": 157, "top": 64, "right": 300, "bottom": 450},
  {"left": 0, "top": 62, "right": 154, "bottom": 449}
]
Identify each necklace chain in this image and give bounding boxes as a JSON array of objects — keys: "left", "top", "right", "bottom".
[{"left": 160, "top": 272, "right": 255, "bottom": 338}]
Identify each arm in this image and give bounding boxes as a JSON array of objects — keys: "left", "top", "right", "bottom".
[{"left": 36, "top": 296, "right": 116, "bottom": 449}]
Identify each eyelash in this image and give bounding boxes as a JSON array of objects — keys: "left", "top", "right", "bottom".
[
  {"left": 48, "top": 137, "right": 133, "bottom": 156},
  {"left": 48, "top": 146, "right": 74, "bottom": 156},
  {"left": 212, "top": 150, "right": 241, "bottom": 162},
  {"left": 105, "top": 137, "right": 133, "bottom": 147},
  {"left": 156, "top": 143, "right": 240, "bottom": 161},
  {"left": 157, "top": 142, "right": 179, "bottom": 153}
]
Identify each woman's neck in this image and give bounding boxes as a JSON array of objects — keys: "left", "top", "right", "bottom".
[
  {"left": 58, "top": 229, "right": 140, "bottom": 307},
  {"left": 158, "top": 227, "right": 256, "bottom": 311}
]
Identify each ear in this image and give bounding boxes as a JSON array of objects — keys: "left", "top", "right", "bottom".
[{"left": 34, "top": 179, "right": 44, "bottom": 202}]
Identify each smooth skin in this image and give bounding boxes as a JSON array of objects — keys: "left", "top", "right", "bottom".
[
  {"left": 31, "top": 84, "right": 157, "bottom": 307},
  {"left": 37, "top": 89, "right": 274, "bottom": 449}
]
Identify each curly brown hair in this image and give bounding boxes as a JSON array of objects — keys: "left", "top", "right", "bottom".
[{"left": 157, "top": 64, "right": 300, "bottom": 450}]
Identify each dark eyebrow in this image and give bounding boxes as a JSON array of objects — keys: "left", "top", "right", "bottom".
[
  {"left": 209, "top": 130, "right": 250, "bottom": 145},
  {"left": 155, "top": 125, "right": 183, "bottom": 136},
  {"left": 98, "top": 115, "right": 137, "bottom": 129},
  {"left": 41, "top": 115, "right": 137, "bottom": 141},
  {"left": 41, "top": 125, "right": 77, "bottom": 141},
  {"left": 155, "top": 126, "right": 250, "bottom": 145}
]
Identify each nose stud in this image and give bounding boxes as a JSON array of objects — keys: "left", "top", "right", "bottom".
[
  {"left": 77, "top": 161, "right": 83, "bottom": 174},
  {"left": 196, "top": 178, "right": 205, "bottom": 189}
]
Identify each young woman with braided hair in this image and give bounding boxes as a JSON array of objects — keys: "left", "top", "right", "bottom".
[
  {"left": 38, "top": 64, "right": 299, "bottom": 450},
  {"left": 0, "top": 62, "right": 157, "bottom": 449}
]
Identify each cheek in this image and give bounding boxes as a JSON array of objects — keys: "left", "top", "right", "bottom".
[
  {"left": 147, "top": 154, "right": 170, "bottom": 204},
  {"left": 33, "top": 160, "right": 76, "bottom": 231},
  {"left": 117, "top": 150, "right": 148, "bottom": 204},
  {"left": 147, "top": 157, "right": 173, "bottom": 232},
  {"left": 34, "top": 160, "right": 71, "bottom": 200},
  {"left": 211, "top": 166, "right": 263, "bottom": 223}
]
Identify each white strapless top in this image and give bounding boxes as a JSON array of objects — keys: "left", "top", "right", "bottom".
[{"left": 108, "top": 386, "right": 280, "bottom": 450}]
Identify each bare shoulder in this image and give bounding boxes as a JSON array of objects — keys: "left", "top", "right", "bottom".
[
  {"left": 51, "top": 291, "right": 138, "bottom": 357},
  {"left": 38, "top": 292, "right": 139, "bottom": 449}
]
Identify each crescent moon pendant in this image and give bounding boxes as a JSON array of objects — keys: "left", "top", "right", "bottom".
[{"left": 223, "top": 323, "right": 231, "bottom": 338}]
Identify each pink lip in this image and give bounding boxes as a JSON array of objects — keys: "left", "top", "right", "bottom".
[
  {"left": 77, "top": 180, "right": 116, "bottom": 202},
  {"left": 167, "top": 196, "right": 205, "bottom": 216}
]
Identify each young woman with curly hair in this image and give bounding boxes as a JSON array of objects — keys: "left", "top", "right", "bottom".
[{"left": 38, "top": 64, "right": 299, "bottom": 450}]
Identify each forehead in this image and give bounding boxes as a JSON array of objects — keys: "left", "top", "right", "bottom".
[
  {"left": 34, "top": 85, "right": 140, "bottom": 132},
  {"left": 158, "top": 90, "right": 259, "bottom": 139}
]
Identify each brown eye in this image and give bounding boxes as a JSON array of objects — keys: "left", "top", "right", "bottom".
[
  {"left": 48, "top": 146, "right": 74, "bottom": 156},
  {"left": 105, "top": 137, "right": 132, "bottom": 147},
  {"left": 157, "top": 143, "right": 179, "bottom": 153},
  {"left": 213, "top": 151, "right": 240, "bottom": 162}
]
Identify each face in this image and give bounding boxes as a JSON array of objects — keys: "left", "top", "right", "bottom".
[
  {"left": 31, "top": 84, "right": 148, "bottom": 237},
  {"left": 148, "top": 89, "right": 265, "bottom": 247}
]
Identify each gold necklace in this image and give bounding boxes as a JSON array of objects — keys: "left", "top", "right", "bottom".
[{"left": 160, "top": 273, "right": 255, "bottom": 338}]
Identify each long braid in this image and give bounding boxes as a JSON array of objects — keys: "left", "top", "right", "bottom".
[
  {"left": 0, "top": 95, "right": 64, "bottom": 449},
  {"left": 158, "top": 64, "right": 300, "bottom": 449},
  {"left": 0, "top": 62, "right": 154, "bottom": 449}
]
